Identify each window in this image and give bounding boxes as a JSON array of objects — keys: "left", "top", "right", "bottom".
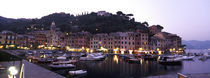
[
  {"left": 125, "top": 42, "right": 127, "bottom": 44},
  {"left": 12, "top": 36, "right": 14, "bottom": 39}
]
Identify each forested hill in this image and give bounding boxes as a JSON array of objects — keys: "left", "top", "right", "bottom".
[{"left": 0, "top": 11, "right": 149, "bottom": 34}]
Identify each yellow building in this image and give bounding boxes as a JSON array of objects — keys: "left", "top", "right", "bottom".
[{"left": 0, "top": 30, "right": 17, "bottom": 49}]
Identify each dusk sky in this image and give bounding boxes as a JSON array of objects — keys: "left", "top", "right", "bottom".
[{"left": 0, "top": 0, "right": 209, "bottom": 41}]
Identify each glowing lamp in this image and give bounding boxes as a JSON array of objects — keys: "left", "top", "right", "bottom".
[{"left": 9, "top": 66, "right": 18, "bottom": 75}]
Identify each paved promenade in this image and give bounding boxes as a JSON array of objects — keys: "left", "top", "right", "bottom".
[{"left": 0, "top": 50, "right": 65, "bottom": 78}]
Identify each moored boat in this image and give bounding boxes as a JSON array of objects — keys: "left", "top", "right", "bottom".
[
  {"left": 69, "top": 70, "right": 87, "bottom": 75},
  {"left": 52, "top": 60, "right": 77, "bottom": 64},
  {"left": 143, "top": 54, "right": 158, "bottom": 61},
  {"left": 199, "top": 56, "right": 208, "bottom": 61},
  {"left": 158, "top": 55, "right": 182, "bottom": 65},
  {"left": 80, "top": 53, "right": 106, "bottom": 61},
  {"left": 181, "top": 56, "right": 194, "bottom": 60},
  {"left": 38, "top": 58, "right": 54, "bottom": 63},
  {"left": 128, "top": 58, "right": 140, "bottom": 63},
  {"left": 49, "top": 64, "right": 75, "bottom": 69}
]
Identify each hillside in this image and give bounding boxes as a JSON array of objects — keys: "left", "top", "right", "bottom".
[
  {"left": 182, "top": 40, "right": 210, "bottom": 49},
  {"left": 0, "top": 11, "right": 149, "bottom": 34}
]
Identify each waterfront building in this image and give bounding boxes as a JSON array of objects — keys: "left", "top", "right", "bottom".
[
  {"left": 112, "top": 32, "right": 136, "bottom": 52},
  {"left": 28, "top": 31, "right": 48, "bottom": 46},
  {"left": 149, "top": 25, "right": 163, "bottom": 35},
  {"left": 46, "top": 22, "right": 65, "bottom": 48},
  {"left": 90, "top": 33, "right": 109, "bottom": 50},
  {"left": 150, "top": 32, "right": 184, "bottom": 54},
  {"left": 16, "top": 35, "right": 35, "bottom": 49},
  {"left": 150, "top": 36, "right": 165, "bottom": 51},
  {"left": 135, "top": 30, "right": 149, "bottom": 52},
  {"left": 0, "top": 30, "right": 17, "bottom": 49},
  {"left": 90, "top": 32, "right": 138, "bottom": 53},
  {"left": 66, "top": 32, "right": 91, "bottom": 51},
  {"left": 27, "top": 22, "right": 65, "bottom": 49}
]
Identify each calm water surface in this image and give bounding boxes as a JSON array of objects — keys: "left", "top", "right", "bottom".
[{"left": 55, "top": 54, "right": 210, "bottom": 78}]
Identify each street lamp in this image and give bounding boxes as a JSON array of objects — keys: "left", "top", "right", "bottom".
[{"left": 8, "top": 66, "right": 18, "bottom": 78}]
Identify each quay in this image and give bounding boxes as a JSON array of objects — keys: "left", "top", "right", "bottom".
[{"left": 0, "top": 50, "right": 65, "bottom": 78}]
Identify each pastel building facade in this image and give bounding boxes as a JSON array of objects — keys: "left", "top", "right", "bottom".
[
  {"left": 16, "top": 35, "right": 35, "bottom": 48},
  {"left": 90, "top": 32, "right": 143, "bottom": 52},
  {"left": 0, "top": 30, "right": 17, "bottom": 49},
  {"left": 66, "top": 32, "right": 91, "bottom": 49},
  {"left": 135, "top": 30, "right": 149, "bottom": 51}
]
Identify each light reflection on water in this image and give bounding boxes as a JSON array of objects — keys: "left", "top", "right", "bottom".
[
  {"left": 113, "top": 55, "right": 119, "bottom": 64},
  {"left": 2, "top": 54, "right": 210, "bottom": 78},
  {"left": 74, "top": 55, "right": 184, "bottom": 78}
]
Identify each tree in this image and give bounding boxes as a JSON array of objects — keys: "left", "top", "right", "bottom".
[
  {"left": 142, "top": 21, "right": 149, "bottom": 27},
  {"left": 116, "top": 11, "right": 124, "bottom": 16}
]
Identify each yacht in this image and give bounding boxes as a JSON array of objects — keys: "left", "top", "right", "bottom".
[
  {"left": 158, "top": 55, "right": 182, "bottom": 65},
  {"left": 80, "top": 53, "right": 106, "bottom": 61}
]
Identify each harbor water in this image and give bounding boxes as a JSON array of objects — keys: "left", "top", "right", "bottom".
[{"left": 55, "top": 54, "right": 210, "bottom": 78}]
